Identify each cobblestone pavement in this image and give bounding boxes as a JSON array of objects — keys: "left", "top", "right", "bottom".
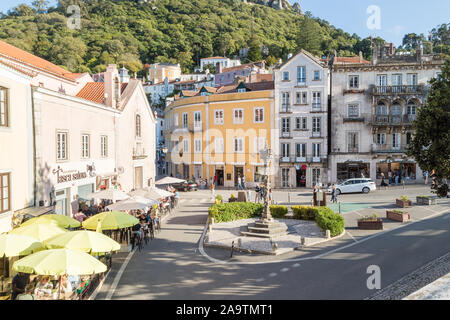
[
  {"left": 367, "top": 251, "right": 450, "bottom": 300},
  {"left": 205, "top": 218, "right": 326, "bottom": 255}
]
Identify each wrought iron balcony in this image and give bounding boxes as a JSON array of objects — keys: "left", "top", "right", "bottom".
[
  {"left": 371, "top": 114, "right": 416, "bottom": 125},
  {"left": 133, "top": 147, "right": 147, "bottom": 160},
  {"left": 372, "top": 85, "right": 424, "bottom": 96},
  {"left": 372, "top": 143, "right": 407, "bottom": 153}
]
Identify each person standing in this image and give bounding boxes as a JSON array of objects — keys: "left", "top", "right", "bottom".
[
  {"left": 255, "top": 184, "right": 261, "bottom": 203},
  {"left": 380, "top": 172, "right": 388, "bottom": 189},
  {"left": 210, "top": 179, "right": 216, "bottom": 199},
  {"left": 11, "top": 272, "right": 30, "bottom": 300},
  {"left": 388, "top": 170, "right": 393, "bottom": 187},
  {"left": 214, "top": 173, "right": 218, "bottom": 187},
  {"left": 242, "top": 175, "right": 246, "bottom": 190},
  {"left": 237, "top": 175, "right": 243, "bottom": 190},
  {"left": 424, "top": 171, "right": 429, "bottom": 185},
  {"left": 331, "top": 184, "right": 338, "bottom": 203},
  {"left": 395, "top": 170, "right": 399, "bottom": 186}
]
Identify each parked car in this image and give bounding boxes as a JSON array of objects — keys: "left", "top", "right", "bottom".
[
  {"left": 328, "top": 178, "right": 376, "bottom": 195},
  {"left": 172, "top": 180, "right": 198, "bottom": 192}
]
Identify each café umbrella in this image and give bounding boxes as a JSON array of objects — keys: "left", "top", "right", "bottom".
[
  {"left": 82, "top": 211, "right": 139, "bottom": 231},
  {"left": 128, "top": 188, "right": 174, "bottom": 199},
  {"left": 9, "top": 223, "right": 68, "bottom": 242},
  {"left": 86, "top": 188, "right": 130, "bottom": 202},
  {"left": 44, "top": 230, "right": 120, "bottom": 254},
  {"left": 20, "top": 214, "right": 81, "bottom": 229},
  {"left": 12, "top": 248, "right": 107, "bottom": 276},
  {"left": 105, "top": 196, "right": 159, "bottom": 211},
  {"left": 155, "top": 176, "right": 186, "bottom": 185}
]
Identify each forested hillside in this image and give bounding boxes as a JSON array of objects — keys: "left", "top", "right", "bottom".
[{"left": 0, "top": 0, "right": 447, "bottom": 75}]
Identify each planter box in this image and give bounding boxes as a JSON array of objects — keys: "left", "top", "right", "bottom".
[
  {"left": 386, "top": 210, "right": 410, "bottom": 222},
  {"left": 228, "top": 198, "right": 238, "bottom": 203},
  {"left": 416, "top": 196, "right": 436, "bottom": 205},
  {"left": 396, "top": 199, "right": 412, "bottom": 208},
  {"left": 358, "top": 219, "right": 383, "bottom": 230}
]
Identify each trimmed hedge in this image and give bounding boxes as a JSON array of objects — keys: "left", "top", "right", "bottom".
[
  {"left": 269, "top": 205, "right": 288, "bottom": 218},
  {"left": 292, "top": 206, "right": 344, "bottom": 237},
  {"left": 208, "top": 202, "right": 264, "bottom": 223}
]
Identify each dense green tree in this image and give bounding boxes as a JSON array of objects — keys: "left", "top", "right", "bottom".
[
  {"left": 296, "top": 17, "right": 322, "bottom": 56},
  {"left": 32, "top": 0, "right": 49, "bottom": 14},
  {"left": 407, "top": 60, "right": 450, "bottom": 197},
  {"left": 247, "top": 37, "right": 262, "bottom": 62}
]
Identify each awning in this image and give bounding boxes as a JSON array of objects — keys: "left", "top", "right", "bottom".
[{"left": 14, "top": 206, "right": 55, "bottom": 217}]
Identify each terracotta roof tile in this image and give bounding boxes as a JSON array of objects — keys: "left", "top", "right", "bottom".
[
  {"left": 76, "top": 82, "right": 128, "bottom": 104},
  {"left": 335, "top": 57, "right": 370, "bottom": 64},
  {"left": 0, "top": 59, "right": 35, "bottom": 77},
  {"left": 201, "top": 56, "right": 227, "bottom": 60},
  {"left": 0, "top": 39, "right": 77, "bottom": 81}
]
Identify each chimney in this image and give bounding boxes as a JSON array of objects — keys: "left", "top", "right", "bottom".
[
  {"left": 215, "top": 62, "right": 222, "bottom": 74},
  {"left": 359, "top": 51, "right": 363, "bottom": 63},
  {"left": 104, "top": 64, "right": 119, "bottom": 108}
]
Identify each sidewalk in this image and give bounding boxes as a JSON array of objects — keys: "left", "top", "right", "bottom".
[{"left": 404, "top": 273, "right": 450, "bottom": 300}]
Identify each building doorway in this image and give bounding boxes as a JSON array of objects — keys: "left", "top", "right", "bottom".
[
  {"left": 281, "top": 168, "right": 289, "bottom": 188},
  {"left": 234, "top": 166, "right": 244, "bottom": 187},
  {"left": 296, "top": 165, "right": 306, "bottom": 188},
  {"left": 54, "top": 188, "right": 68, "bottom": 216},
  {"left": 182, "top": 164, "right": 190, "bottom": 179},
  {"left": 134, "top": 166, "right": 143, "bottom": 189},
  {"left": 215, "top": 169, "right": 224, "bottom": 186}
]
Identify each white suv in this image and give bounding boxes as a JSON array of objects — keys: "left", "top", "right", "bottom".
[{"left": 328, "top": 178, "right": 376, "bottom": 195}]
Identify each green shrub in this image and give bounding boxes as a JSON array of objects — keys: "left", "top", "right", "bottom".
[
  {"left": 400, "top": 195, "right": 409, "bottom": 201},
  {"left": 292, "top": 206, "right": 316, "bottom": 220},
  {"left": 208, "top": 202, "right": 264, "bottom": 223},
  {"left": 215, "top": 194, "right": 223, "bottom": 203},
  {"left": 315, "top": 207, "right": 345, "bottom": 237},
  {"left": 269, "top": 205, "right": 288, "bottom": 218}
]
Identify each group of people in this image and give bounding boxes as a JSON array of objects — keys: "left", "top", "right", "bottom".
[
  {"left": 379, "top": 170, "right": 404, "bottom": 189},
  {"left": 11, "top": 273, "right": 77, "bottom": 300},
  {"left": 254, "top": 183, "right": 273, "bottom": 204}
]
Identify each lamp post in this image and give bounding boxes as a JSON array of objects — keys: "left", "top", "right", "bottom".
[{"left": 260, "top": 145, "right": 273, "bottom": 222}]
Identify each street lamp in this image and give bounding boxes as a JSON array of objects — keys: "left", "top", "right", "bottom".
[{"left": 260, "top": 144, "right": 273, "bottom": 222}]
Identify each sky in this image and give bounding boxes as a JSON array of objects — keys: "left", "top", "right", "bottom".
[{"left": 0, "top": 0, "right": 448, "bottom": 46}]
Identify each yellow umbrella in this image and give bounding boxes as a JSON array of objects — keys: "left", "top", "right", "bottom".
[
  {"left": 20, "top": 214, "right": 81, "bottom": 229},
  {"left": 44, "top": 230, "right": 120, "bottom": 254},
  {"left": 12, "top": 248, "right": 107, "bottom": 276},
  {"left": 9, "top": 223, "right": 68, "bottom": 242},
  {"left": 0, "top": 234, "right": 43, "bottom": 258},
  {"left": 82, "top": 211, "right": 139, "bottom": 231}
]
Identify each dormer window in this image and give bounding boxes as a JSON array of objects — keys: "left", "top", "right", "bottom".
[{"left": 237, "top": 88, "right": 246, "bottom": 93}]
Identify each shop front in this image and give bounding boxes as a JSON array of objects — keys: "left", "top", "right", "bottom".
[
  {"left": 337, "top": 162, "right": 371, "bottom": 182},
  {"left": 375, "top": 158, "right": 420, "bottom": 183},
  {"left": 295, "top": 164, "right": 307, "bottom": 188}
]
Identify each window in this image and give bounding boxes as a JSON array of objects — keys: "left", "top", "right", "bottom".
[
  {"left": 233, "top": 109, "right": 244, "bottom": 124},
  {"left": 347, "top": 132, "right": 359, "bottom": 152},
  {"left": 183, "top": 139, "right": 189, "bottom": 153},
  {"left": 297, "top": 66, "right": 306, "bottom": 85},
  {"left": 281, "top": 143, "right": 290, "bottom": 157},
  {"left": 312, "top": 117, "right": 321, "bottom": 136},
  {"left": 312, "top": 143, "right": 321, "bottom": 157},
  {"left": 281, "top": 118, "right": 290, "bottom": 135},
  {"left": 233, "top": 137, "right": 243, "bottom": 153},
  {"left": 312, "top": 168, "right": 320, "bottom": 186},
  {"left": 313, "top": 71, "right": 320, "bottom": 81},
  {"left": 135, "top": 115, "right": 141, "bottom": 137},
  {"left": 194, "top": 111, "right": 201, "bottom": 128},
  {"left": 254, "top": 166, "right": 265, "bottom": 183},
  {"left": 101, "top": 136, "right": 108, "bottom": 157},
  {"left": 281, "top": 92, "right": 290, "bottom": 111},
  {"left": 347, "top": 104, "right": 359, "bottom": 118},
  {"left": 406, "top": 132, "right": 412, "bottom": 145},
  {"left": 0, "top": 87, "right": 8, "bottom": 127},
  {"left": 377, "top": 75, "right": 387, "bottom": 92},
  {"left": 283, "top": 71, "right": 289, "bottom": 81},
  {"left": 296, "top": 92, "right": 301, "bottom": 104},
  {"left": 215, "top": 137, "right": 224, "bottom": 153},
  {"left": 237, "top": 88, "right": 246, "bottom": 93},
  {"left": 312, "top": 92, "right": 321, "bottom": 110},
  {"left": 182, "top": 113, "right": 188, "bottom": 128},
  {"left": 349, "top": 75, "right": 359, "bottom": 89},
  {"left": 214, "top": 110, "right": 224, "bottom": 124},
  {"left": 296, "top": 143, "right": 306, "bottom": 158},
  {"left": 376, "top": 133, "right": 386, "bottom": 145},
  {"left": 392, "top": 133, "right": 401, "bottom": 149},
  {"left": 81, "top": 134, "right": 90, "bottom": 159},
  {"left": 194, "top": 139, "right": 201, "bottom": 153},
  {"left": 0, "top": 173, "right": 10, "bottom": 214},
  {"left": 253, "top": 137, "right": 266, "bottom": 154},
  {"left": 254, "top": 107, "right": 264, "bottom": 123},
  {"left": 392, "top": 74, "right": 402, "bottom": 92},
  {"left": 301, "top": 92, "right": 307, "bottom": 104},
  {"left": 56, "top": 131, "right": 68, "bottom": 161},
  {"left": 407, "top": 73, "right": 418, "bottom": 86},
  {"left": 295, "top": 117, "right": 307, "bottom": 130}
]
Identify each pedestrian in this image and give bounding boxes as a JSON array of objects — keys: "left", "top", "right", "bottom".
[
  {"left": 210, "top": 179, "right": 216, "bottom": 199},
  {"left": 268, "top": 188, "right": 273, "bottom": 204},
  {"left": 395, "top": 170, "right": 399, "bottom": 186},
  {"left": 255, "top": 184, "right": 261, "bottom": 203},
  {"left": 242, "top": 176, "right": 246, "bottom": 190},
  {"left": 424, "top": 171, "right": 429, "bottom": 185},
  {"left": 214, "top": 173, "right": 218, "bottom": 187},
  {"left": 11, "top": 272, "right": 30, "bottom": 300},
  {"left": 331, "top": 184, "right": 337, "bottom": 203},
  {"left": 237, "top": 175, "right": 243, "bottom": 190},
  {"left": 380, "top": 172, "right": 388, "bottom": 189},
  {"left": 388, "top": 170, "right": 392, "bottom": 186}
]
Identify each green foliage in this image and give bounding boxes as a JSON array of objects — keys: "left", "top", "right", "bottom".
[
  {"left": 359, "top": 214, "right": 381, "bottom": 222},
  {"left": 215, "top": 194, "right": 223, "bottom": 204},
  {"left": 292, "top": 206, "right": 316, "bottom": 220},
  {"left": 399, "top": 196, "right": 409, "bottom": 202},
  {"left": 407, "top": 59, "right": 450, "bottom": 197},
  {"left": 247, "top": 37, "right": 263, "bottom": 62},
  {"left": 269, "top": 205, "right": 288, "bottom": 218},
  {"left": 296, "top": 17, "right": 323, "bottom": 56},
  {"left": 208, "top": 202, "right": 263, "bottom": 223}
]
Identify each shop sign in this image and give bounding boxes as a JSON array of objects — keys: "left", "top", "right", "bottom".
[{"left": 52, "top": 164, "right": 95, "bottom": 184}]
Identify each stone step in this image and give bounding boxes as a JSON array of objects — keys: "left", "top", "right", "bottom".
[
  {"left": 240, "top": 231, "right": 289, "bottom": 239},
  {"left": 247, "top": 226, "right": 288, "bottom": 234},
  {"left": 254, "top": 222, "right": 287, "bottom": 229}
]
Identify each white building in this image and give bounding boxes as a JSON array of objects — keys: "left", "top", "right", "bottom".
[
  {"left": 198, "top": 56, "right": 241, "bottom": 72},
  {"left": 143, "top": 77, "right": 175, "bottom": 106},
  {"left": 329, "top": 44, "right": 444, "bottom": 184},
  {"left": 273, "top": 50, "right": 330, "bottom": 188}
]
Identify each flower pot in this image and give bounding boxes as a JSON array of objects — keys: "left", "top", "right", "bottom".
[
  {"left": 416, "top": 196, "right": 436, "bottom": 205},
  {"left": 357, "top": 219, "right": 383, "bottom": 230},
  {"left": 386, "top": 210, "right": 410, "bottom": 222},
  {"left": 396, "top": 199, "right": 412, "bottom": 208}
]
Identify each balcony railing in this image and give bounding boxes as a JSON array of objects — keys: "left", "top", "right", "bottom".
[
  {"left": 133, "top": 147, "right": 147, "bottom": 160},
  {"left": 372, "top": 85, "right": 424, "bottom": 95},
  {"left": 279, "top": 155, "right": 326, "bottom": 163},
  {"left": 311, "top": 131, "right": 321, "bottom": 138},
  {"left": 281, "top": 131, "right": 292, "bottom": 138},
  {"left": 281, "top": 104, "right": 292, "bottom": 113},
  {"left": 372, "top": 143, "right": 407, "bottom": 153},
  {"left": 311, "top": 103, "right": 322, "bottom": 112},
  {"left": 372, "top": 114, "right": 416, "bottom": 125},
  {"left": 347, "top": 146, "right": 359, "bottom": 153}
]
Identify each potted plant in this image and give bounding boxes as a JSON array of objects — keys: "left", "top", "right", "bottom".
[
  {"left": 386, "top": 209, "right": 410, "bottom": 222},
  {"left": 215, "top": 194, "right": 223, "bottom": 204},
  {"left": 396, "top": 195, "right": 412, "bottom": 208},
  {"left": 228, "top": 194, "right": 237, "bottom": 203},
  {"left": 358, "top": 214, "right": 383, "bottom": 230},
  {"left": 416, "top": 195, "right": 436, "bottom": 205}
]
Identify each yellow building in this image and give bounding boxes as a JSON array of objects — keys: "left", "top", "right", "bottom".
[
  {"left": 165, "top": 81, "right": 275, "bottom": 188},
  {"left": 148, "top": 63, "right": 181, "bottom": 84}
]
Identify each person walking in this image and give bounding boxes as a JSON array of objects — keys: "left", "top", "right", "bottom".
[
  {"left": 237, "top": 175, "right": 243, "bottom": 190},
  {"left": 255, "top": 184, "right": 261, "bottom": 203},
  {"left": 424, "top": 171, "right": 429, "bottom": 185},
  {"left": 242, "top": 176, "right": 246, "bottom": 190},
  {"left": 395, "top": 170, "right": 399, "bottom": 186},
  {"left": 380, "top": 172, "right": 388, "bottom": 189},
  {"left": 331, "top": 184, "right": 338, "bottom": 203},
  {"left": 388, "top": 170, "right": 393, "bottom": 187},
  {"left": 210, "top": 179, "right": 216, "bottom": 199}
]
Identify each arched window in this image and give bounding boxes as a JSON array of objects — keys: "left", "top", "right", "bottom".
[
  {"left": 407, "top": 101, "right": 417, "bottom": 121},
  {"left": 136, "top": 114, "right": 141, "bottom": 137},
  {"left": 376, "top": 101, "right": 387, "bottom": 115}
]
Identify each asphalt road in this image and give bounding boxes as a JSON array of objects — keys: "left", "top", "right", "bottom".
[{"left": 95, "top": 187, "right": 450, "bottom": 300}]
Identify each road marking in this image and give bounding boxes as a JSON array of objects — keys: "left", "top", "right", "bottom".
[
  {"left": 420, "top": 206, "right": 439, "bottom": 214},
  {"left": 280, "top": 268, "right": 289, "bottom": 272},
  {"left": 269, "top": 272, "right": 277, "bottom": 277},
  {"left": 198, "top": 209, "right": 449, "bottom": 265},
  {"left": 255, "top": 278, "right": 265, "bottom": 282},
  {"left": 105, "top": 247, "right": 136, "bottom": 300},
  {"left": 292, "top": 263, "right": 301, "bottom": 268},
  {"left": 346, "top": 231, "right": 358, "bottom": 243}
]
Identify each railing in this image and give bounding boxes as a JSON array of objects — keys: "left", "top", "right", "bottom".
[
  {"left": 372, "top": 85, "right": 424, "bottom": 95},
  {"left": 133, "top": 147, "right": 147, "bottom": 159},
  {"left": 311, "top": 103, "right": 322, "bottom": 112},
  {"left": 372, "top": 143, "right": 407, "bottom": 153},
  {"left": 279, "top": 155, "right": 326, "bottom": 163},
  {"left": 281, "top": 131, "right": 291, "bottom": 138},
  {"left": 281, "top": 104, "right": 292, "bottom": 113},
  {"left": 347, "top": 146, "right": 359, "bottom": 153},
  {"left": 311, "top": 131, "right": 321, "bottom": 138},
  {"left": 372, "top": 114, "right": 416, "bottom": 125}
]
